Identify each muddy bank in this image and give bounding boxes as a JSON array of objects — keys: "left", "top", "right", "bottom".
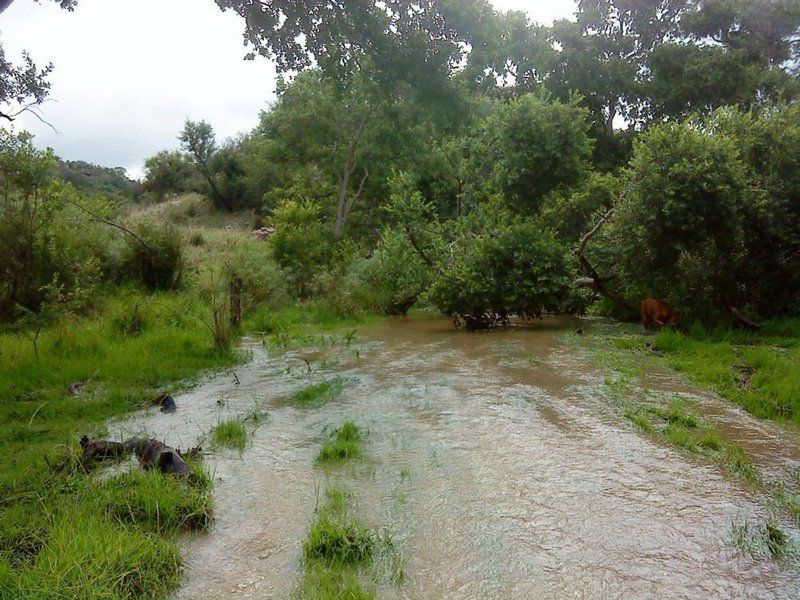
[{"left": 112, "top": 316, "right": 800, "bottom": 598}]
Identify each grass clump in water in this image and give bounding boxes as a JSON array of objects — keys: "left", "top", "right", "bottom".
[
  {"left": 304, "top": 488, "right": 375, "bottom": 566},
  {"left": 650, "top": 323, "right": 800, "bottom": 424},
  {"left": 296, "top": 565, "right": 374, "bottom": 600},
  {"left": 731, "top": 519, "right": 793, "bottom": 560},
  {"left": 304, "top": 514, "right": 376, "bottom": 566},
  {"left": 298, "top": 487, "right": 376, "bottom": 599},
  {"left": 211, "top": 419, "right": 248, "bottom": 452},
  {"left": 623, "top": 397, "right": 759, "bottom": 484},
  {"left": 291, "top": 378, "right": 344, "bottom": 407},
  {"left": 317, "top": 422, "right": 363, "bottom": 464}
]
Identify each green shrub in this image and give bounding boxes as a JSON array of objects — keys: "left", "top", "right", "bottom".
[
  {"left": 426, "top": 204, "right": 570, "bottom": 329},
  {"left": 597, "top": 120, "right": 747, "bottom": 320},
  {"left": 269, "top": 199, "right": 336, "bottom": 297},
  {"left": 142, "top": 150, "right": 199, "bottom": 201},
  {"left": 0, "top": 133, "right": 109, "bottom": 320},
  {"left": 347, "top": 228, "right": 431, "bottom": 315},
  {"left": 116, "top": 222, "right": 184, "bottom": 291}
]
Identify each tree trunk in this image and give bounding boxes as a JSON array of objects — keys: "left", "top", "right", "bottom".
[
  {"left": 229, "top": 276, "right": 243, "bottom": 328},
  {"left": 574, "top": 207, "right": 638, "bottom": 313},
  {"left": 334, "top": 161, "right": 352, "bottom": 240}
]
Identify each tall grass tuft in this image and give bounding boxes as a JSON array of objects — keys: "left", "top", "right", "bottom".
[
  {"left": 317, "top": 422, "right": 363, "bottom": 464},
  {"left": 291, "top": 378, "right": 345, "bottom": 407},
  {"left": 211, "top": 419, "right": 248, "bottom": 452}
]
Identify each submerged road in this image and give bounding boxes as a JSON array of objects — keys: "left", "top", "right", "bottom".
[{"left": 114, "top": 317, "right": 800, "bottom": 599}]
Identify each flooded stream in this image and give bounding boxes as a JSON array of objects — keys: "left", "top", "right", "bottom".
[{"left": 112, "top": 316, "right": 800, "bottom": 599}]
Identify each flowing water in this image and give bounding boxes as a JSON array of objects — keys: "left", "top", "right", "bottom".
[{"left": 112, "top": 316, "right": 800, "bottom": 599}]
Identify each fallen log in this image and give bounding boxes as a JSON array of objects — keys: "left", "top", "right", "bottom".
[
  {"left": 79, "top": 435, "right": 131, "bottom": 469},
  {"left": 724, "top": 302, "right": 762, "bottom": 331},
  {"left": 78, "top": 436, "right": 191, "bottom": 477},
  {"left": 129, "top": 439, "right": 190, "bottom": 477}
]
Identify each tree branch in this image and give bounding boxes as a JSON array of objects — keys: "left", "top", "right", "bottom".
[
  {"left": 574, "top": 207, "right": 637, "bottom": 312},
  {"left": 62, "top": 197, "right": 154, "bottom": 253}
]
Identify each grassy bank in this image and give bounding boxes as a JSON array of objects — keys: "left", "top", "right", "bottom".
[
  {"left": 649, "top": 321, "right": 800, "bottom": 424},
  {"left": 0, "top": 290, "right": 234, "bottom": 598},
  {"left": 595, "top": 321, "right": 800, "bottom": 538},
  {"left": 0, "top": 279, "right": 379, "bottom": 598}
]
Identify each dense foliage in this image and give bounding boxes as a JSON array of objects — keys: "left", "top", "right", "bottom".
[
  {"left": 9, "top": 0, "right": 800, "bottom": 329},
  {"left": 426, "top": 204, "right": 570, "bottom": 329}
]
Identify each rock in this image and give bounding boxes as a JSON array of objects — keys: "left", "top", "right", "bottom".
[
  {"left": 251, "top": 227, "right": 276, "bottom": 241},
  {"left": 67, "top": 381, "right": 85, "bottom": 396},
  {"left": 155, "top": 394, "right": 177, "bottom": 413}
]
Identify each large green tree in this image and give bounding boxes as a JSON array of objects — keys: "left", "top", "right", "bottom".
[
  {"left": 214, "top": 0, "right": 490, "bottom": 93},
  {"left": 0, "top": 0, "right": 77, "bottom": 122}
]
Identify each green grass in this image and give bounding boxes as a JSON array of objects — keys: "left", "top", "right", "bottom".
[
  {"left": 317, "top": 422, "right": 363, "bottom": 464},
  {"left": 1, "top": 459, "right": 212, "bottom": 598},
  {"left": 296, "top": 564, "right": 375, "bottom": 600},
  {"left": 731, "top": 519, "right": 793, "bottom": 560},
  {"left": 0, "top": 291, "right": 240, "bottom": 492},
  {"left": 244, "top": 303, "right": 380, "bottom": 337},
  {"left": 298, "top": 487, "right": 376, "bottom": 599},
  {"left": 623, "top": 398, "right": 759, "bottom": 484},
  {"left": 304, "top": 513, "right": 376, "bottom": 566},
  {"left": 291, "top": 379, "right": 345, "bottom": 407},
  {"left": 0, "top": 289, "right": 257, "bottom": 599},
  {"left": 211, "top": 419, "right": 248, "bottom": 452},
  {"left": 651, "top": 323, "right": 800, "bottom": 423}
]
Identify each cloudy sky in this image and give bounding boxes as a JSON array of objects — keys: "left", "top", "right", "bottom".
[{"left": 1, "top": 0, "right": 576, "bottom": 178}]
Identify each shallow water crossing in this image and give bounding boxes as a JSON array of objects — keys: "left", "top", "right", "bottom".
[{"left": 115, "top": 317, "right": 800, "bottom": 599}]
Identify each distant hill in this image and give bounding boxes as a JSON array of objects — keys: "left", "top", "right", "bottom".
[{"left": 54, "top": 159, "right": 141, "bottom": 200}]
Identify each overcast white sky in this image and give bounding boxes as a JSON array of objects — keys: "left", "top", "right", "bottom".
[{"left": 1, "top": 0, "right": 576, "bottom": 178}]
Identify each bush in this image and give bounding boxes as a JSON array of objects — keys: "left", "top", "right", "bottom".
[
  {"left": 269, "top": 199, "right": 337, "bottom": 297},
  {"left": 346, "top": 228, "right": 431, "bottom": 315},
  {"left": 142, "top": 150, "right": 199, "bottom": 201},
  {"left": 597, "top": 120, "right": 747, "bottom": 320},
  {"left": 116, "top": 222, "right": 184, "bottom": 291},
  {"left": 426, "top": 203, "right": 570, "bottom": 329},
  {"left": 706, "top": 105, "right": 800, "bottom": 316},
  {"left": 0, "top": 133, "right": 109, "bottom": 320}
]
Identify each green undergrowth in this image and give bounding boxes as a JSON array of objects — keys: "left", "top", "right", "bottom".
[
  {"left": 623, "top": 397, "right": 759, "bottom": 483},
  {"left": 210, "top": 419, "right": 248, "bottom": 452},
  {"left": 0, "top": 291, "right": 235, "bottom": 595},
  {"left": 317, "top": 422, "right": 364, "bottom": 464},
  {"left": 612, "top": 320, "right": 800, "bottom": 424},
  {"left": 0, "top": 291, "right": 241, "bottom": 493},
  {"left": 1, "top": 457, "right": 212, "bottom": 598},
  {"left": 0, "top": 287, "right": 366, "bottom": 598},
  {"left": 291, "top": 378, "right": 345, "bottom": 408},
  {"left": 245, "top": 303, "right": 381, "bottom": 338}
]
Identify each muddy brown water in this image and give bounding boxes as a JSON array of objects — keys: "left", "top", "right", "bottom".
[{"left": 111, "top": 316, "right": 800, "bottom": 599}]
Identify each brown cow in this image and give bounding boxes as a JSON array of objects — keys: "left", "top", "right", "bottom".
[{"left": 641, "top": 298, "right": 679, "bottom": 330}]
